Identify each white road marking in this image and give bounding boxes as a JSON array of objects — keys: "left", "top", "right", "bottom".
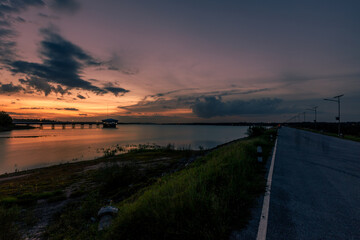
[{"left": 256, "top": 138, "right": 278, "bottom": 240}]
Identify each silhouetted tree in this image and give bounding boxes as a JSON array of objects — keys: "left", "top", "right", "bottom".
[{"left": 0, "top": 111, "right": 13, "bottom": 127}]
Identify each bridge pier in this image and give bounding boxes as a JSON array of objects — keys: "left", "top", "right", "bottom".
[
  {"left": 96, "top": 123, "right": 100, "bottom": 128},
  {"left": 72, "top": 124, "right": 75, "bottom": 129},
  {"left": 89, "top": 124, "right": 92, "bottom": 129},
  {"left": 40, "top": 123, "right": 43, "bottom": 129},
  {"left": 81, "top": 124, "right": 84, "bottom": 129},
  {"left": 62, "top": 124, "right": 66, "bottom": 129},
  {"left": 51, "top": 124, "right": 55, "bottom": 130}
]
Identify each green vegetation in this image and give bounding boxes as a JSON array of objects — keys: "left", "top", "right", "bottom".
[
  {"left": 104, "top": 129, "right": 275, "bottom": 240},
  {"left": 301, "top": 128, "right": 360, "bottom": 142},
  {"left": 43, "top": 193, "right": 102, "bottom": 240},
  {"left": 0, "top": 129, "right": 276, "bottom": 239},
  {"left": 289, "top": 122, "right": 360, "bottom": 142}
]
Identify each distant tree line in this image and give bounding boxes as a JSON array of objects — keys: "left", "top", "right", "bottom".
[{"left": 286, "top": 122, "right": 360, "bottom": 137}]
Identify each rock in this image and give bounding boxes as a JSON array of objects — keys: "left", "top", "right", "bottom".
[
  {"left": 98, "top": 215, "right": 113, "bottom": 231},
  {"left": 97, "top": 206, "right": 118, "bottom": 231},
  {"left": 98, "top": 206, "right": 118, "bottom": 217}
]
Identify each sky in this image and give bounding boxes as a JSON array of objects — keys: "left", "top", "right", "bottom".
[{"left": 0, "top": 0, "right": 359, "bottom": 123}]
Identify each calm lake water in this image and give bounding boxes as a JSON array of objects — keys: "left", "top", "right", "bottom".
[{"left": 0, "top": 125, "right": 248, "bottom": 174}]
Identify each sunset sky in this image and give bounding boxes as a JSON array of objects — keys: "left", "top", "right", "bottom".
[{"left": 0, "top": 0, "right": 359, "bottom": 123}]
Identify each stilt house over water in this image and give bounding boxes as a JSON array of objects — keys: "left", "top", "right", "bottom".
[{"left": 102, "top": 119, "right": 118, "bottom": 128}]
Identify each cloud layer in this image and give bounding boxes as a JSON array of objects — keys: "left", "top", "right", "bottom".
[
  {"left": 191, "top": 97, "right": 289, "bottom": 118},
  {"left": 3, "top": 27, "right": 130, "bottom": 97},
  {"left": 0, "top": 1, "right": 130, "bottom": 98}
]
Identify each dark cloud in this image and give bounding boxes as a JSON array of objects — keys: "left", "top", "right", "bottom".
[
  {"left": 0, "top": 20, "right": 10, "bottom": 26},
  {"left": 104, "top": 87, "right": 130, "bottom": 96},
  {"left": 0, "top": 1, "right": 45, "bottom": 66},
  {"left": 8, "top": 27, "right": 130, "bottom": 97},
  {"left": 120, "top": 87, "right": 274, "bottom": 115},
  {"left": 104, "top": 53, "right": 139, "bottom": 75},
  {"left": 77, "top": 94, "right": 86, "bottom": 99},
  {"left": 64, "top": 107, "right": 78, "bottom": 111},
  {"left": 0, "top": 82, "right": 24, "bottom": 94},
  {"left": 19, "top": 78, "right": 52, "bottom": 96},
  {"left": 278, "top": 72, "right": 360, "bottom": 84},
  {"left": 0, "top": 28, "right": 14, "bottom": 37},
  {"left": 119, "top": 97, "right": 193, "bottom": 113},
  {"left": 19, "top": 77, "right": 69, "bottom": 96},
  {"left": 88, "top": 78, "right": 99, "bottom": 82},
  {"left": 191, "top": 97, "right": 289, "bottom": 118},
  {"left": 0, "top": 0, "right": 44, "bottom": 15},
  {"left": 55, "top": 107, "right": 79, "bottom": 111},
  {"left": 20, "top": 107, "right": 44, "bottom": 109},
  {"left": 103, "top": 82, "right": 130, "bottom": 96},
  {"left": 38, "top": 12, "right": 59, "bottom": 20},
  {"left": 142, "top": 87, "right": 271, "bottom": 102},
  {"left": 153, "top": 88, "right": 198, "bottom": 98},
  {"left": 10, "top": 28, "right": 108, "bottom": 94},
  {"left": 49, "top": 0, "right": 80, "bottom": 14},
  {"left": 14, "top": 16, "right": 25, "bottom": 22},
  {"left": 0, "top": 37, "right": 16, "bottom": 64},
  {"left": 0, "top": 1, "right": 131, "bottom": 99}
]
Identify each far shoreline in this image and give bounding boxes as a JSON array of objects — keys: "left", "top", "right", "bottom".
[{"left": 0, "top": 135, "right": 249, "bottom": 179}]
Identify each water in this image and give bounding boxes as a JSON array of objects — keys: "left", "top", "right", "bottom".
[{"left": 0, "top": 125, "right": 248, "bottom": 174}]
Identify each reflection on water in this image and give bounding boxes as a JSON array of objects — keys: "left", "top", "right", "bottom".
[{"left": 0, "top": 125, "right": 248, "bottom": 174}]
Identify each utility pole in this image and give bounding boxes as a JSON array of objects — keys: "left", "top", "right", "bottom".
[
  {"left": 306, "top": 106, "right": 318, "bottom": 129},
  {"left": 324, "top": 94, "right": 344, "bottom": 136},
  {"left": 303, "top": 112, "right": 306, "bottom": 122}
]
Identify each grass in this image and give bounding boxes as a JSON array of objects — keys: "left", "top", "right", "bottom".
[
  {"left": 300, "top": 128, "right": 360, "bottom": 142},
  {"left": 103, "top": 129, "right": 275, "bottom": 240},
  {"left": 0, "top": 130, "right": 276, "bottom": 239},
  {"left": 42, "top": 149, "right": 200, "bottom": 239},
  {"left": 43, "top": 193, "right": 102, "bottom": 240}
]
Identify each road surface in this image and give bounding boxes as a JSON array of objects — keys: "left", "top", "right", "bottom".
[{"left": 266, "top": 127, "right": 360, "bottom": 239}]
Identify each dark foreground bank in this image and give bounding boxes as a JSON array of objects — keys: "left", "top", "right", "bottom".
[{"left": 0, "top": 127, "right": 276, "bottom": 240}]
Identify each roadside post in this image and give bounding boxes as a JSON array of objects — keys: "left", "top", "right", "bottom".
[{"left": 257, "top": 146, "right": 263, "bottom": 162}]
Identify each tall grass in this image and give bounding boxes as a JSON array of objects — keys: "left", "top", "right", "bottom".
[{"left": 105, "top": 132, "right": 274, "bottom": 240}]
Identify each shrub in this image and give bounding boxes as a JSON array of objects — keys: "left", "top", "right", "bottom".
[{"left": 247, "top": 126, "right": 266, "bottom": 137}]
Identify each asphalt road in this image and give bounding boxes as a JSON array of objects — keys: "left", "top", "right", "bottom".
[{"left": 266, "top": 127, "right": 360, "bottom": 240}]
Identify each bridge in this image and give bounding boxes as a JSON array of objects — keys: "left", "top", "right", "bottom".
[{"left": 13, "top": 121, "right": 103, "bottom": 129}]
